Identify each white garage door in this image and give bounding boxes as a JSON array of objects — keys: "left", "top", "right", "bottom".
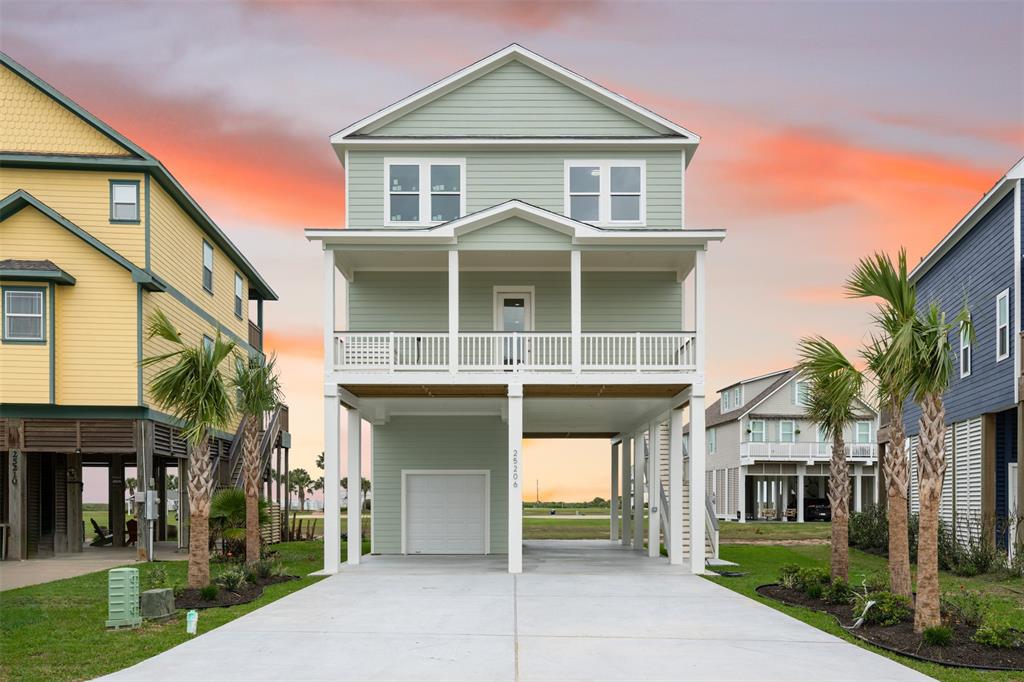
[{"left": 404, "top": 472, "right": 488, "bottom": 554}]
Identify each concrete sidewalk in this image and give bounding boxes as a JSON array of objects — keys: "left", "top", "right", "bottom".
[
  {"left": 102, "top": 541, "right": 930, "bottom": 682},
  {"left": 0, "top": 542, "right": 182, "bottom": 591}
]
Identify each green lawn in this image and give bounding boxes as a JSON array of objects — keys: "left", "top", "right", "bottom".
[
  {"left": 719, "top": 521, "right": 832, "bottom": 542},
  {"left": 523, "top": 516, "right": 612, "bottom": 539},
  {"left": 523, "top": 506, "right": 609, "bottom": 516},
  {"left": 709, "top": 544, "right": 1024, "bottom": 682},
  {"left": 0, "top": 540, "right": 365, "bottom": 682}
]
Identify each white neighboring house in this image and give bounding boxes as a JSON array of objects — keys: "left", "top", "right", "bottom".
[
  {"left": 306, "top": 45, "right": 724, "bottom": 574},
  {"left": 698, "top": 368, "right": 880, "bottom": 522}
]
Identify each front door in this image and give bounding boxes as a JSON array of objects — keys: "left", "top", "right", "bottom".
[{"left": 496, "top": 291, "right": 532, "bottom": 366}]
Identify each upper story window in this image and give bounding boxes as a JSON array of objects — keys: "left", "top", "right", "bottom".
[
  {"left": 855, "top": 421, "right": 873, "bottom": 444},
  {"left": 779, "top": 420, "right": 796, "bottom": 443},
  {"left": 2, "top": 288, "right": 45, "bottom": 342},
  {"left": 996, "top": 289, "right": 1009, "bottom": 361},
  {"left": 110, "top": 180, "right": 139, "bottom": 223},
  {"left": 960, "top": 319, "right": 972, "bottom": 378},
  {"left": 748, "top": 419, "right": 766, "bottom": 443},
  {"left": 202, "top": 335, "right": 214, "bottom": 355},
  {"left": 794, "top": 380, "right": 810, "bottom": 406},
  {"left": 202, "top": 241, "right": 214, "bottom": 294},
  {"left": 565, "top": 160, "right": 645, "bottom": 226},
  {"left": 707, "top": 428, "right": 717, "bottom": 454},
  {"left": 234, "top": 273, "right": 244, "bottom": 319},
  {"left": 721, "top": 386, "right": 741, "bottom": 411},
  {"left": 386, "top": 159, "right": 465, "bottom": 225}
]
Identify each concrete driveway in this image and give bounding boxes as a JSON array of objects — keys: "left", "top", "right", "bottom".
[{"left": 103, "top": 541, "right": 929, "bottom": 682}]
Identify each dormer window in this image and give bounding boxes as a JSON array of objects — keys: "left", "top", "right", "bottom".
[
  {"left": 386, "top": 159, "right": 465, "bottom": 225},
  {"left": 566, "top": 160, "right": 644, "bottom": 226}
]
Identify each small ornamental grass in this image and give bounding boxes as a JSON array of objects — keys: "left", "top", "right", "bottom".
[
  {"left": 198, "top": 584, "right": 219, "bottom": 602},
  {"left": 214, "top": 564, "right": 249, "bottom": 591},
  {"left": 922, "top": 625, "right": 953, "bottom": 647}
]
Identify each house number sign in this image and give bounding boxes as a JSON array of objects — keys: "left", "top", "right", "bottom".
[
  {"left": 512, "top": 447, "right": 519, "bottom": 488},
  {"left": 10, "top": 449, "right": 19, "bottom": 485}
]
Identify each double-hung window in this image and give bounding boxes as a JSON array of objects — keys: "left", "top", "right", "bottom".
[
  {"left": 794, "top": 380, "right": 810, "bottom": 406},
  {"left": 749, "top": 419, "right": 766, "bottom": 443},
  {"left": 3, "top": 288, "right": 45, "bottom": 342},
  {"left": 110, "top": 180, "right": 139, "bottom": 223},
  {"left": 566, "top": 160, "right": 644, "bottom": 225},
  {"left": 960, "top": 319, "right": 972, "bottom": 378},
  {"left": 234, "top": 273, "right": 244, "bottom": 319},
  {"left": 386, "top": 159, "right": 465, "bottom": 225},
  {"left": 996, "top": 289, "right": 1009, "bottom": 361},
  {"left": 856, "top": 421, "right": 873, "bottom": 444},
  {"left": 779, "top": 420, "right": 796, "bottom": 443},
  {"left": 202, "top": 241, "right": 214, "bottom": 294},
  {"left": 708, "top": 428, "right": 717, "bottom": 454}
]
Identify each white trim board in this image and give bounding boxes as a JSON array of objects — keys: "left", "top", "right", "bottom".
[{"left": 400, "top": 469, "right": 491, "bottom": 555}]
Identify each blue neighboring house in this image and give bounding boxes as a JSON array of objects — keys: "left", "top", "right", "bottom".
[{"left": 903, "top": 157, "right": 1021, "bottom": 556}]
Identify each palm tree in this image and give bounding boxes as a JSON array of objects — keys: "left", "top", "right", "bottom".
[
  {"left": 797, "top": 336, "right": 864, "bottom": 582},
  {"left": 231, "top": 355, "right": 282, "bottom": 563},
  {"left": 908, "top": 303, "right": 969, "bottom": 631},
  {"left": 142, "top": 310, "right": 235, "bottom": 587},
  {"left": 342, "top": 476, "right": 372, "bottom": 512},
  {"left": 846, "top": 250, "right": 917, "bottom": 598},
  {"left": 288, "top": 468, "right": 315, "bottom": 511}
]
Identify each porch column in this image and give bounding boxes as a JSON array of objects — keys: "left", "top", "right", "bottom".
[
  {"left": 109, "top": 455, "right": 125, "bottom": 548},
  {"left": 322, "top": 387, "right": 341, "bottom": 574},
  {"left": 570, "top": 248, "right": 582, "bottom": 373},
  {"left": 695, "top": 247, "right": 706, "bottom": 372},
  {"left": 797, "top": 464, "right": 805, "bottom": 522},
  {"left": 668, "top": 407, "right": 684, "bottom": 564},
  {"left": 67, "top": 451, "right": 83, "bottom": 552},
  {"left": 508, "top": 384, "right": 524, "bottom": 574},
  {"left": 854, "top": 464, "right": 863, "bottom": 513},
  {"left": 632, "top": 430, "right": 645, "bottom": 550},
  {"left": 8, "top": 447, "right": 26, "bottom": 559},
  {"left": 621, "top": 436, "right": 631, "bottom": 546},
  {"left": 689, "top": 390, "right": 707, "bottom": 572},
  {"left": 738, "top": 465, "right": 747, "bottom": 523},
  {"left": 346, "top": 407, "right": 362, "bottom": 565},
  {"left": 647, "top": 421, "right": 660, "bottom": 557},
  {"left": 448, "top": 249, "right": 459, "bottom": 373},
  {"left": 610, "top": 441, "right": 619, "bottom": 541}
]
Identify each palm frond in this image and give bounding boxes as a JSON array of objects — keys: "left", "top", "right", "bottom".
[
  {"left": 796, "top": 336, "right": 864, "bottom": 440},
  {"left": 231, "top": 353, "right": 283, "bottom": 418}
]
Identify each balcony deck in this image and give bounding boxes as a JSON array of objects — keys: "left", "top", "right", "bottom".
[{"left": 739, "top": 441, "right": 878, "bottom": 466}]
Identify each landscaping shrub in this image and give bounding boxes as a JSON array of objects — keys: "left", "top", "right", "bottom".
[
  {"left": 822, "top": 579, "right": 854, "bottom": 605},
  {"left": 848, "top": 505, "right": 888, "bottom": 554},
  {"left": 777, "top": 563, "right": 803, "bottom": 590},
  {"left": 805, "top": 582, "right": 824, "bottom": 600},
  {"left": 940, "top": 589, "right": 992, "bottom": 627},
  {"left": 922, "top": 625, "right": 953, "bottom": 647},
  {"left": 973, "top": 621, "right": 1024, "bottom": 649},
  {"left": 861, "top": 571, "right": 889, "bottom": 593},
  {"left": 796, "top": 567, "right": 830, "bottom": 593},
  {"left": 854, "top": 591, "right": 912, "bottom": 626},
  {"left": 246, "top": 558, "right": 286, "bottom": 582},
  {"left": 937, "top": 518, "right": 1006, "bottom": 577},
  {"left": 145, "top": 565, "right": 168, "bottom": 589},
  {"left": 214, "top": 564, "right": 249, "bottom": 591},
  {"left": 199, "top": 584, "right": 219, "bottom": 601}
]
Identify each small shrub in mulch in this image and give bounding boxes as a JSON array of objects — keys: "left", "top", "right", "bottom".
[
  {"left": 757, "top": 583, "right": 1024, "bottom": 671},
  {"left": 174, "top": 574, "right": 297, "bottom": 610}
]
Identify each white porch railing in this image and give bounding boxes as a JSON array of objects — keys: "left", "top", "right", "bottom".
[
  {"left": 333, "top": 331, "right": 697, "bottom": 373},
  {"left": 739, "top": 441, "right": 878, "bottom": 465}
]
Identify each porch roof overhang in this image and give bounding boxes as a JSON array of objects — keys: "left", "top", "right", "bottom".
[{"left": 306, "top": 200, "right": 725, "bottom": 278}]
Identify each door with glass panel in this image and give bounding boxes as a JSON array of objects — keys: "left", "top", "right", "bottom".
[{"left": 496, "top": 292, "right": 532, "bottom": 368}]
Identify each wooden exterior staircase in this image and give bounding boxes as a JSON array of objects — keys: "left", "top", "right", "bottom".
[{"left": 653, "top": 419, "right": 718, "bottom": 564}]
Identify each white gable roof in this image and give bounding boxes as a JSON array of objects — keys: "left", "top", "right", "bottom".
[{"left": 332, "top": 44, "right": 700, "bottom": 143}]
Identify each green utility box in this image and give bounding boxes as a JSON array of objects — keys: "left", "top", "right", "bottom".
[{"left": 105, "top": 567, "right": 142, "bottom": 629}]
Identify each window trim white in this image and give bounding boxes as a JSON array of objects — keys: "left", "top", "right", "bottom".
[
  {"left": 234, "top": 272, "right": 244, "bottom": 320},
  {"left": 855, "top": 420, "right": 873, "bottom": 444},
  {"left": 2, "top": 288, "right": 46, "bottom": 342},
  {"left": 779, "top": 419, "right": 796, "bottom": 443},
  {"left": 384, "top": 158, "right": 466, "bottom": 227},
  {"left": 202, "top": 240, "right": 214, "bottom": 295},
  {"left": 794, "top": 379, "right": 810, "bottom": 406},
  {"left": 749, "top": 419, "right": 766, "bottom": 443},
  {"left": 492, "top": 286, "right": 536, "bottom": 332},
  {"left": 960, "top": 319, "right": 972, "bottom": 378},
  {"left": 400, "top": 469, "right": 491, "bottom": 555},
  {"left": 996, "top": 288, "right": 1010, "bottom": 362},
  {"left": 707, "top": 428, "right": 717, "bottom": 454},
  {"left": 564, "top": 159, "right": 646, "bottom": 227}
]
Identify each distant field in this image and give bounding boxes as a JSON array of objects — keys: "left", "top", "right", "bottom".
[{"left": 523, "top": 507, "right": 608, "bottom": 516}]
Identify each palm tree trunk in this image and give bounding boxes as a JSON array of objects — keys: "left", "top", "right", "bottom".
[
  {"left": 915, "top": 391, "right": 946, "bottom": 632},
  {"left": 828, "top": 433, "right": 850, "bottom": 581},
  {"left": 187, "top": 435, "right": 214, "bottom": 588},
  {"left": 241, "top": 415, "right": 262, "bottom": 563},
  {"left": 884, "top": 399, "right": 913, "bottom": 598}
]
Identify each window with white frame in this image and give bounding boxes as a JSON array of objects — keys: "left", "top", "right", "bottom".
[
  {"left": 960, "top": 319, "right": 972, "bottom": 377},
  {"left": 708, "top": 428, "right": 717, "bottom": 454},
  {"left": 386, "top": 159, "right": 464, "bottom": 224},
  {"left": 202, "top": 241, "right": 214, "bottom": 293},
  {"left": 202, "top": 335, "right": 214, "bottom": 355},
  {"left": 3, "top": 288, "right": 45, "bottom": 342},
  {"left": 110, "top": 180, "right": 139, "bottom": 222},
  {"left": 794, "top": 380, "right": 810, "bottom": 406},
  {"left": 566, "top": 160, "right": 644, "bottom": 225},
  {"left": 749, "top": 419, "right": 766, "bottom": 443},
  {"left": 779, "top": 420, "right": 796, "bottom": 443},
  {"left": 234, "top": 273, "right": 244, "bottom": 319},
  {"left": 856, "top": 421, "right": 872, "bottom": 444},
  {"left": 996, "top": 289, "right": 1010, "bottom": 361},
  {"left": 721, "top": 390, "right": 731, "bottom": 411}
]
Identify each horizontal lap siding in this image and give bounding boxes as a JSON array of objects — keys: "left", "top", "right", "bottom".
[
  {"left": 348, "top": 272, "right": 448, "bottom": 331},
  {"left": 372, "top": 416, "right": 508, "bottom": 554},
  {"left": 149, "top": 183, "right": 249, "bottom": 343},
  {"left": 458, "top": 217, "right": 571, "bottom": 251},
  {"left": 0, "top": 278, "right": 49, "bottom": 403},
  {"left": 904, "top": 193, "right": 1015, "bottom": 434},
  {"left": 2, "top": 207, "right": 136, "bottom": 405},
  {"left": 348, "top": 150, "right": 681, "bottom": 229},
  {"left": 461, "top": 272, "right": 568, "bottom": 331},
  {"left": 0, "top": 168, "right": 146, "bottom": 267},
  {"left": 582, "top": 271, "right": 681, "bottom": 331},
  {"left": 366, "top": 61, "right": 663, "bottom": 137}
]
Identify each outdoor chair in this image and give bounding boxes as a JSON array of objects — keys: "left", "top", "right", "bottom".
[
  {"left": 90, "top": 518, "right": 113, "bottom": 547},
  {"left": 125, "top": 518, "right": 138, "bottom": 546}
]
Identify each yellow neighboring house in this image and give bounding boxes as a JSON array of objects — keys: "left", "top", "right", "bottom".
[{"left": 0, "top": 52, "right": 290, "bottom": 560}]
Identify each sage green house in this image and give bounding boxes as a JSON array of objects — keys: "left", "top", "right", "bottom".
[{"left": 307, "top": 45, "right": 725, "bottom": 574}]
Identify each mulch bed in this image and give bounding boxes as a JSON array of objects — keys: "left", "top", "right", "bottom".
[
  {"left": 174, "top": 575, "right": 297, "bottom": 610},
  {"left": 757, "top": 584, "right": 1024, "bottom": 671}
]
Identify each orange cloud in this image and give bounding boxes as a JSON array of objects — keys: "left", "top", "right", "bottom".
[{"left": 264, "top": 330, "right": 323, "bottom": 360}]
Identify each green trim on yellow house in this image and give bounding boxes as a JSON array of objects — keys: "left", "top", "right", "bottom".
[
  {"left": 0, "top": 403, "right": 237, "bottom": 441},
  {"left": 0, "top": 267, "right": 75, "bottom": 285},
  {"left": 1, "top": 284, "right": 48, "bottom": 345},
  {"left": 108, "top": 178, "right": 141, "bottom": 225},
  {"left": 49, "top": 282, "right": 55, "bottom": 402}
]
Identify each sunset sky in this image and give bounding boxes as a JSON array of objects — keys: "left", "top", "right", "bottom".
[{"left": 4, "top": 1, "right": 1021, "bottom": 502}]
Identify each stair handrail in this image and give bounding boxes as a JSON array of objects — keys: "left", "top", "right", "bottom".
[
  {"left": 232, "top": 404, "right": 285, "bottom": 488},
  {"left": 212, "top": 415, "right": 249, "bottom": 486},
  {"left": 705, "top": 493, "right": 719, "bottom": 559}
]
